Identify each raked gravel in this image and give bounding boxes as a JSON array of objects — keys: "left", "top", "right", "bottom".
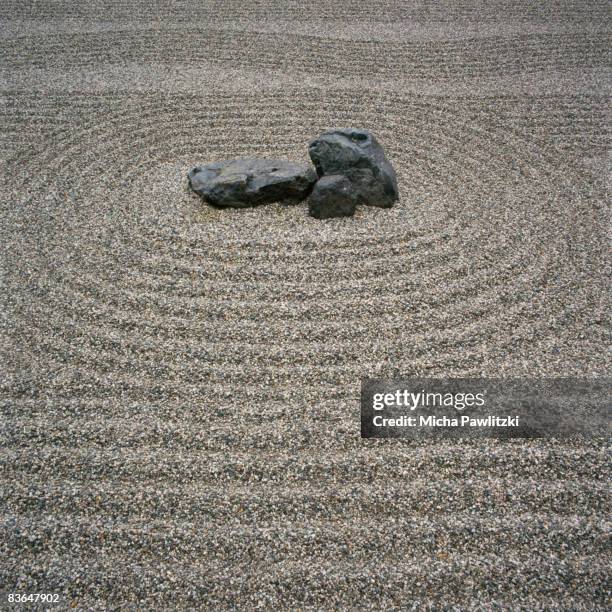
[{"left": 1, "top": 0, "right": 610, "bottom": 609}]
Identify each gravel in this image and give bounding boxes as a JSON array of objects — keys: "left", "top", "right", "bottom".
[{"left": 1, "top": 0, "right": 610, "bottom": 609}]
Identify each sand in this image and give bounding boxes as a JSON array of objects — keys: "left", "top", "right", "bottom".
[{"left": 1, "top": 0, "right": 610, "bottom": 609}]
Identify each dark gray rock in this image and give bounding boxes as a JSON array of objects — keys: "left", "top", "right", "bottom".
[
  {"left": 308, "top": 175, "right": 357, "bottom": 219},
  {"left": 188, "top": 158, "right": 317, "bottom": 208},
  {"left": 308, "top": 128, "right": 398, "bottom": 208}
]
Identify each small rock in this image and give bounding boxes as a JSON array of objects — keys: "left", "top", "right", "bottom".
[
  {"left": 308, "top": 128, "right": 399, "bottom": 207},
  {"left": 308, "top": 175, "right": 357, "bottom": 219},
  {"left": 188, "top": 158, "right": 317, "bottom": 208}
]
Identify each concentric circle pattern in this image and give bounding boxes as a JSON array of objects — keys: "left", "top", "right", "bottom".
[{"left": 1, "top": 1, "right": 610, "bottom": 609}]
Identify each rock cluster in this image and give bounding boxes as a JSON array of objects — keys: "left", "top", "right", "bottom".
[{"left": 188, "top": 128, "right": 398, "bottom": 218}]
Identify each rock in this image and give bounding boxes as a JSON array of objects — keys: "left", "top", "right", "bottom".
[
  {"left": 188, "top": 158, "right": 317, "bottom": 208},
  {"left": 308, "top": 175, "right": 358, "bottom": 219},
  {"left": 308, "top": 128, "right": 398, "bottom": 208}
]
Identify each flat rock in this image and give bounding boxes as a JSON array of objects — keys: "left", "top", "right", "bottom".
[
  {"left": 188, "top": 158, "right": 317, "bottom": 208},
  {"left": 308, "top": 128, "right": 399, "bottom": 208},
  {"left": 308, "top": 175, "right": 357, "bottom": 219}
]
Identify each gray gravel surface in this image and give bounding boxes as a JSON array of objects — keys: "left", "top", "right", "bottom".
[{"left": 1, "top": 0, "right": 610, "bottom": 609}]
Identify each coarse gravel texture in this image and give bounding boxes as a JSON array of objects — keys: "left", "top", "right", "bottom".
[{"left": 0, "top": 0, "right": 611, "bottom": 610}]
